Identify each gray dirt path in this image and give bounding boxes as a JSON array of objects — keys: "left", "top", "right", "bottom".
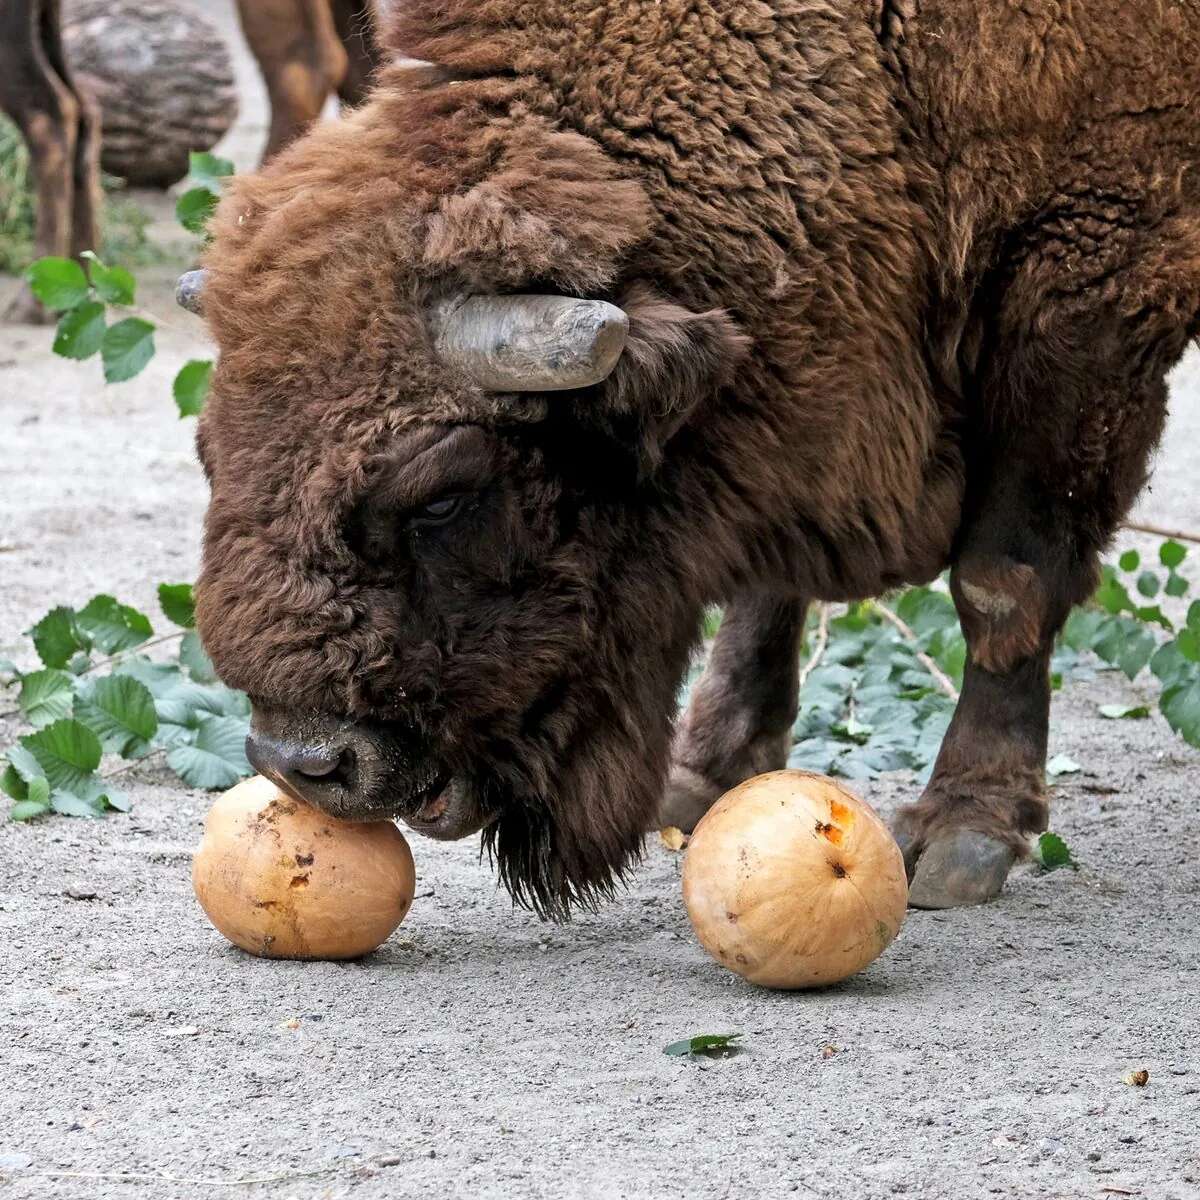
[{"left": 2, "top": 1, "right": 1200, "bottom": 1197}]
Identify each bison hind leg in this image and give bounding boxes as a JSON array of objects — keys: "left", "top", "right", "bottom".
[
  {"left": 658, "top": 592, "right": 807, "bottom": 832},
  {"left": 896, "top": 192, "right": 1194, "bottom": 907}
]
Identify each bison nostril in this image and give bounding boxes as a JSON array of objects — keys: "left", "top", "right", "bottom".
[
  {"left": 291, "top": 745, "right": 345, "bottom": 780},
  {"left": 298, "top": 745, "right": 355, "bottom": 790},
  {"left": 244, "top": 730, "right": 357, "bottom": 805}
]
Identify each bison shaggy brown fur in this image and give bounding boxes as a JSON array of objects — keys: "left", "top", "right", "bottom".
[{"left": 192, "top": 0, "right": 1200, "bottom": 916}]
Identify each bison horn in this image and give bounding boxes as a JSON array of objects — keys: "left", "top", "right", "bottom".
[
  {"left": 175, "top": 269, "right": 207, "bottom": 315},
  {"left": 432, "top": 294, "right": 628, "bottom": 392}
]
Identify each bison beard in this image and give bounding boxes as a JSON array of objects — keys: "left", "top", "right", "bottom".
[{"left": 190, "top": 0, "right": 1200, "bottom": 915}]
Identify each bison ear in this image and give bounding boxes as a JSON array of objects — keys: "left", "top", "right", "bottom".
[{"left": 600, "top": 282, "right": 750, "bottom": 452}]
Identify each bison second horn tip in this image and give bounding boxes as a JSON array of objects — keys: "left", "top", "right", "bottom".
[{"left": 176, "top": 269, "right": 208, "bottom": 316}]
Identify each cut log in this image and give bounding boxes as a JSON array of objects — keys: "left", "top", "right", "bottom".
[{"left": 62, "top": 0, "right": 238, "bottom": 189}]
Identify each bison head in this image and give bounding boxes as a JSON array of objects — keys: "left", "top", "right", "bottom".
[{"left": 184, "top": 95, "right": 747, "bottom": 917}]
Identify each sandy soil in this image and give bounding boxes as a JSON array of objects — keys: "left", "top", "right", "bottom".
[{"left": 2, "top": 2, "right": 1199, "bottom": 1197}]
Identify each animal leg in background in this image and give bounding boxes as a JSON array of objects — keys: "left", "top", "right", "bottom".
[
  {"left": 894, "top": 202, "right": 1197, "bottom": 907},
  {"left": 330, "top": 0, "right": 380, "bottom": 107},
  {"left": 236, "top": 0, "right": 350, "bottom": 161},
  {"left": 660, "top": 592, "right": 808, "bottom": 832},
  {"left": 0, "top": 0, "right": 100, "bottom": 322}
]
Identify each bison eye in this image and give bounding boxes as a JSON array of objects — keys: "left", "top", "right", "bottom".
[{"left": 409, "top": 494, "right": 467, "bottom": 530}]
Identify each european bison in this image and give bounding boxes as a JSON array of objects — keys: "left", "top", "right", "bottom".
[{"left": 182, "top": 0, "right": 1200, "bottom": 918}]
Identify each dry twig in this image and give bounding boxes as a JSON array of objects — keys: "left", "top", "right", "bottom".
[
  {"left": 870, "top": 602, "right": 961, "bottom": 701},
  {"left": 797, "top": 603, "right": 830, "bottom": 690},
  {"left": 1122, "top": 519, "right": 1200, "bottom": 546}
]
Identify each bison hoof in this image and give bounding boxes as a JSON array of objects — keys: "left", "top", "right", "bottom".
[
  {"left": 656, "top": 765, "right": 721, "bottom": 834},
  {"left": 906, "top": 830, "right": 1015, "bottom": 910}
]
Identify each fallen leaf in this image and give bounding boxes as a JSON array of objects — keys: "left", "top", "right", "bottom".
[
  {"left": 664, "top": 1032, "right": 741, "bottom": 1057},
  {"left": 821, "top": 1044, "right": 839, "bottom": 1059},
  {"left": 1046, "top": 754, "right": 1082, "bottom": 778},
  {"left": 1099, "top": 704, "right": 1151, "bottom": 721},
  {"left": 660, "top": 826, "right": 688, "bottom": 851},
  {"left": 1034, "top": 831, "right": 1075, "bottom": 870},
  {"left": 282, "top": 1017, "right": 301, "bottom": 1030},
  {"left": 1122, "top": 1069, "right": 1149, "bottom": 1087}
]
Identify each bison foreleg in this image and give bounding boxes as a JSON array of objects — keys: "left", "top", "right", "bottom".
[{"left": 659, "top": 592, "right": 808, "bottom": 833}]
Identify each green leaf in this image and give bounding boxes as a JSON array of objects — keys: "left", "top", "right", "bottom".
[
  {"left": 175, "top": 187, "right": 218, "bottom": 235},
  {"left": 101, "top": 317, "right": 156, "bottom": 383},
  {"left": 76, "top": 595, "right": 153, "bottom": 655},
  {"left": 832, "top": 715, "right": 873, "bottom": 744},
  {"left": 1046, "top": 753, "right": 1081, "bottom": 778},
  {"left": 664, "top": 1033, "right": 742, "bottom": 1057},
  {"left": 1164, "top": 572, "right": 1189, "bottom": 598},
  {"left": 17, "top": 668, "right": 75, "bottom": 727},
  {"left": 103, "top": 788, "right": 132, "bottom": 813},
  {"left": 180, "top": 630, "right": 217, "bottom": 683},
  {"left": 1177, "top": 629, "right": 1200, "bottom": 664},
  {"left": 10, "top": 778, "right": 51, "bottom": 821},
  {"left": 3, "top": 745, "right": 43, "bottom": 786},
  {"left": 1098, "top": 704, "right": 1151, "bottom": 720},
  {"left": 1160, "top": 540, "right": 1187, "bottom": 569},
  {"left": 1150, "top": 641, "right": 1191, "bottom": 686},
  {"left": 1094, "top": 573, "right": 1133, "bottom": 616},
  {"left": 893, "top": 588, "right": 958, "bottom": 635},
  {"left": 114, "top": 655, "right": 184, "bottom": 698},
  {"left": 18, "top": 719, "right": 103, "bottom": 798},
  {"left": 1161, "top": 676, "right": 1200, "bottom": 747},
  {"left": 74, "top": 675, "right": 158, "bottom": 756},
  {"left": 81, "top": 252, "right": 136, "bottom": 305},
  {"left": 29, "top": 606, "right": 89, "bottom": 668},
  {"left": 53, "top": 301, "right": 106, "bottom": 359},
  {"left": 1136, "top": 571, "right": 1160, "bottom": 599},
  {"left": 1061, "top": 608, "right": 1104, "bottom": 652},
  {"left": 157, "top": 582, "right": 196, "bottom": 629},
  {"left": 1118, "top": 550, "right": 1140, "bottom": 572},
  {"left": 166, "top": 715, "right": 251, "bottom": 789},
  {"left": 1034, "top": 831, "right": 1075, "bottom": 870},
  {"left": 1091, "top": 618, "right": 1156, "bottom": 680},
  {"left": 187, "top": 150, "right": 235, "bottom": 191},
  {"left": 172, "top": 360, "right": 212, "bottom": 418},
  {"left": 2, "top": 764, "right": 30, "bottom": 800},
  {"left": 51, "top": 791, "right": 106, "bottom": 818},
  {"left": 25, "top": 256, "right": 89, "bottom": 310},
  {"left": 1188, "top": 601, "right": 1200, "bottom": 635},
  {"left": 1134, "top": 605, "right": 1173, "bottom": 632}
]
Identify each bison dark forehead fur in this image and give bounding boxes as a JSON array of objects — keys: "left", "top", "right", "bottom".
[{"left": 195, "top": 0, "right": 1200, "bottom": 916}]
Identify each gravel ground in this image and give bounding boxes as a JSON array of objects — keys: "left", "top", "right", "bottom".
[{"left": 2, "top": 2, "right": 1199, "bottom": 1196}]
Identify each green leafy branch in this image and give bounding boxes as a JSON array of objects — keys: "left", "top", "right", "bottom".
[
  {"left": 23, "top": 150, "right": 228, "bottom": 417},
  {"left": 1, "top": 585, "right": 251, "bottom": 821},
  {"left": 681, "top": 540, "right": 1199, "bottom": 794},
  {"left": 1060, "top": 541, "right": 1200, "bottom": 746}
]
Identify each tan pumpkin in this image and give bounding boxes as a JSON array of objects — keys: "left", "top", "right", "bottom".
[
  {"left": 682, "top": 770, "right": 907, "bottom": 988},
  {"left": 192, "top": 775, "right": 415, "bottom": 960}
]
